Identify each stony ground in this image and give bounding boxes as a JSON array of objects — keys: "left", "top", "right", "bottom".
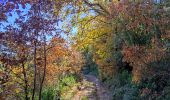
[{"left": 63, "top": 75, "right": 112, "bottom": 100}]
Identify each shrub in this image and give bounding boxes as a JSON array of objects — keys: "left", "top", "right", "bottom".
[
  {"left": 103, "top": 70, "right": 139, "bottom": 100},
  {"left": 42, "top": 86, "right": 59, "bottom": 100},
  {"left": 59, "top": 75, "right": 77, "bottom": 87}
]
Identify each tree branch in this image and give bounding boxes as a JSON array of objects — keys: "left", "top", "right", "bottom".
[{"left": 83, "top": 0, "right": 110, "bottom": 16}]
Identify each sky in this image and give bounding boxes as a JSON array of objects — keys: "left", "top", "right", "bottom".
[
  {"left": 0, "top": 1, "right": 31, "bottom": 31},
  {"left": 1, "top": 0, "right": 162, "bottom": 33},
  {"left": 0, "top": 1, "right": 79, "bottom": 44}
]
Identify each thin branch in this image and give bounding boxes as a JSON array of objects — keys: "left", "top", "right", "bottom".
[{"left": 83, "top": 0, "right": 110, "bottom": 16}]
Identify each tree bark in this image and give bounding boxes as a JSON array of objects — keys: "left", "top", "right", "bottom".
[
  {"left": 22, "top": 62, "right": 29, "bottom": 100},
  {"left": 32, "top": 40, "right": 37, "bottom": 100},
  {"left": 38, "top": 33, "right": 47, "bottom": 100}
]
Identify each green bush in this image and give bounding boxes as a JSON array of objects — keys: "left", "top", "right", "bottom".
[
  {"left": 59, "top": 75, "right": 76, "bottom": 87},
  {"left": 42, "top": 86, "right": 59, "bottom": 100},
  {"left": 41, "top": 74, "right": 78, "bottom": 100},
  {"left": 59, "top": 74, "right": 77, "bottom": 94},
  {"left": 103, "top": 70, "right": 140, "bottom": 100},
  {"left": 137, "top": 73, "right": 170, "bottom": 100}
]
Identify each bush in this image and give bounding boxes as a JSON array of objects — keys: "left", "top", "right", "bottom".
[
  {"left": 103, "top": 70, "right": 139, "bottom": 100},
  {"left": 42, "top": 74, "right": 79, "bottom": 100},
  {"left": 59, "top": 75, "right": 77, "bottom": 87},
  {"left": 137, "top": 73, "right": 170, "bottom": 100},
  {"left": 58, "top": 74, "right": 78, "bottom": 99},
  {"left": 42, "top": 86, "right": 60, "bottom": 100}
]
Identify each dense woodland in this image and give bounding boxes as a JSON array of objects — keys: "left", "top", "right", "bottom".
[{"left": 0, "top": 0, "right": 170, "bottom": 100}]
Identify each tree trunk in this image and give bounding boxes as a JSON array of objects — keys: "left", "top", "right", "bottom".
[
  {"left": 22, "top": 62, "right": 29, "bottom": 100},
  {"left": 32, "top": 40, "right": 37, "bottom": 100},
  {"left": 38, "top": 33, "right": 47, "bottom": 100}
]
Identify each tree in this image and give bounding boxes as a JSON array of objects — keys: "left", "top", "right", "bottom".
[{"left": 1, "top": 0, "right": 69, "bottom": 99}]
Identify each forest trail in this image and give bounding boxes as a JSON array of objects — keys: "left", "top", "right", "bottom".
[{"left": 71, "top": 75, "right": 112, "bottom": 100}]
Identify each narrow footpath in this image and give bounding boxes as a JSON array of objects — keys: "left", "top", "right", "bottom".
[{"left": 71, "top": 75, "right": 112, "bottom": 100}]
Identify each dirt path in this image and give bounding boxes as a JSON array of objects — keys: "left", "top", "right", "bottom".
[{"left": 71, "top": 75, "right": 112, "bottom": 100}]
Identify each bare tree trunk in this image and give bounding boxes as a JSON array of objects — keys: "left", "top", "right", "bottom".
[
  {"left": 39, "top": 34, "right": 47, "bottom": 100},
  {"left": 22, "top": 62, "right": 29, "bottom": 100},
  {"left": 32, "top": 40, "right": 37, "bottom": 100},
  {"left": 32, "top": 1, "right": 40, "bottom": 99}
]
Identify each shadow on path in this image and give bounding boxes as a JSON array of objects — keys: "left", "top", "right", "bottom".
[{"left": 72, "top": 75, "right": 112, "bottom": 100}]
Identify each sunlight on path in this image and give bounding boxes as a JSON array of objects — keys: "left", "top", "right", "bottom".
[{"left": 70, "top": 75, "right": 112, "bottom": 100}]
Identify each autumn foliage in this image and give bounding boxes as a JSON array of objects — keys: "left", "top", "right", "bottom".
[{"left": 1, "top": 0, "right": 170, "bottom": 99}]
